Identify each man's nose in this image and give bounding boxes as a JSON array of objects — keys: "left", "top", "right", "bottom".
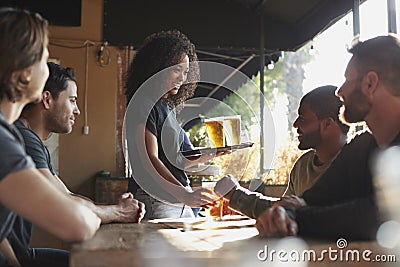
[
  {"left": 293, "top": 118, "right": 299, "bottom": 128},
  {"left": 74, "top": 106, "right": 81, "bottom": 115},
  {"left": 336, "top": 86, "right": 344, "bottom": 99}
]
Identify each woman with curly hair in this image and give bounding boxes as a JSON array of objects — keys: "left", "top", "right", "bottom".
[{"left": 125, "top": 30, "right": 225, "bottom": 219}]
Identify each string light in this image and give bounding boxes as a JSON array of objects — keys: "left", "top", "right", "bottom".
[{"left": 97, "top": 42, "right": 111, "bottom": 67}]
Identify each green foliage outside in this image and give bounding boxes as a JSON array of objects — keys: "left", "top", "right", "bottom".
[{"left": 187, "top": 122, "right": 208, "bottom": 148}]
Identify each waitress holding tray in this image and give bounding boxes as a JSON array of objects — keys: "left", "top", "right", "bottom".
[{"left": 125, "top": 30, "right": 228, "bottom": 219}]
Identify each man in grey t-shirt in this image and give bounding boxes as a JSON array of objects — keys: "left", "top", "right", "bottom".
[
  {"left": 284, "top": 85, "right": 349, "bottom": 196},
  {"left": 214, "top": 85, "right": 349, "bottom": 219},
  {"left": 0, "top": 7, "right": 101, "bottom": 267}
]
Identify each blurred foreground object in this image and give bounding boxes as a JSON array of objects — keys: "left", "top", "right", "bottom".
[{"left": 373, "top": 146, "right": 400, "bottom": 248}]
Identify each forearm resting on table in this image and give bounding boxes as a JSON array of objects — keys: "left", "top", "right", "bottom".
[
  {"left": 39, "top": 168, "right": 135, "bottom": 224},
  {"left": 296, "top": 197, "right": 379, "bottom": 240},
  {"left": 0, "top": 168, "right": 101, "bottom": 243},
  {"left": 71, "top": 193, "right": 143, "bottom": 224},
  {"left": 228, "top": 187, "right": 279, "bottom": 219},
  {"left": 70, "top": 194, "right": 115, "bottom": 223}
]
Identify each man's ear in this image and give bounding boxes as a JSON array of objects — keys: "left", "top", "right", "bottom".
[
  {"left": 320, "top": 117, "right": 333, "bottom": 131},
  {"left": 42, "top": 91, "right": 52, "bottom": 109},
  {"left": 10, "top": 68, "right": 32, "bottom": 90},
  {"left": 364, "top": 71, "right": 379, "bottom": 96},
  {"left": 19, "top": 68, "right": 33, "bottom": 85}
]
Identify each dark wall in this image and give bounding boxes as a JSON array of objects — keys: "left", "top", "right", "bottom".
[{"left": 0, "top": 0, "right": 81, "bottom": 26}]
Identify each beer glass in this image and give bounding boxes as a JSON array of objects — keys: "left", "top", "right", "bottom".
[
  {"left": 202, "top": 182, "right": 223, "bottom": 220},
  {"left": 205, "top": 118, "right": 225, "bottom": 148},
  {"left": 223, "top": 115, "right": 241, "bottom": 146}
]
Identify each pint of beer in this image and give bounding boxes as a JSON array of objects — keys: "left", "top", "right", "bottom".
[
  {"left": 202, "top": 182, "right": 223, "bottom": 220},
  {"left": 206, "top": 199, "right": 223, "bottom": 219},
  {"left": 205, "top": 118, "right": 225, "bottom": 148},
  {"left": 223, "top": 115, "right": 241, "bottom": 146}
]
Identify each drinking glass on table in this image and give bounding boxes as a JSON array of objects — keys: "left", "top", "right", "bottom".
[{"left": 202, "top": 181, "right": 223, "bottom": 220}]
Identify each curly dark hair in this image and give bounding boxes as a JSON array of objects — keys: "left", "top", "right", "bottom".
[{"left": 125, "top": 30, "right": 199, "bottom": 111}]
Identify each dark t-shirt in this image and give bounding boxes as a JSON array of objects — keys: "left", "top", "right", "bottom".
[
  {"left": 7, "top": 120, "right": 56, "bottom": 261},
  {"left": 14, "top": 120, "right": 55, "bottom": 175},
  {"left": 301, "top": 131, "right": 377, "bottom": 205},
  {"left": 227, "top": 131, "right": 381, "bottom": 240},
  {"left": 296, "top": 132, "right": 400, "bottom": 240},
  {"left": 0, "top": 112, "right": 34, "bottom": 264},
  {"left": 127, "top": 98, "right": 189, "bottom": 203}
]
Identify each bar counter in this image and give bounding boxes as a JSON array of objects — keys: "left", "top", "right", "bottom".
[{"left": 70, "top": 216, "right": 398, "bottom": 267}]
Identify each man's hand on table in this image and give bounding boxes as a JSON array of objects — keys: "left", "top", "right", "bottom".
[
  {"left": 214, "top": 174, "right": 239, "bottom": 200},
  {"left": 256, "top": 206, "right": 298, "bottom": 237},
  {"left": 117, "top": 193, "right": 146, "bottom": 223}
]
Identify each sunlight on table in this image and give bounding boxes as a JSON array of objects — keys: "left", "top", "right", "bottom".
[{"left": 150, "top": 215, "right": 257, "bottom": 252}]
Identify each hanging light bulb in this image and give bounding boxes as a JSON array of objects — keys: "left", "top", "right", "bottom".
[{"left": 267, "top": 61, "right": 274, "bottom": 70}]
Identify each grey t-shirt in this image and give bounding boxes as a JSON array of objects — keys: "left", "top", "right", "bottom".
[
  {"left": 0, "top": 112, "right": 34, "bottom": 242},
  {"left": 6, "top": 120, "right": 57, "bottom": 262},
  {"left": 284, "top": 150, "right": 333, "bottom": 196}
]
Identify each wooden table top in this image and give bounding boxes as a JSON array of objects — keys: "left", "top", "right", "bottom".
[{"left": 70, "top": 216, "right": 399, "bottom": 267}]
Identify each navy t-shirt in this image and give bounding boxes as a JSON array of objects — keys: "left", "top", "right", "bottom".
[
  {"left": 14, "top": 120, "right": 55, "bottom": 175},
  {"left": 127, "top": 98, "right": 189, "bottom": 203}
]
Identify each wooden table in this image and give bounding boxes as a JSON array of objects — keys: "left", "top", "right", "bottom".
[{"left": 70, "top": 216, "right": 399, "bottom": 267}]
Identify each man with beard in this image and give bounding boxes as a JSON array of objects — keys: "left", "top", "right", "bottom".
[
  {"left": 255, "top": 35, "right": 400, "bottom": 240},
  {"left": 7, "top": 62, "right": 145, "bottom": 267},
  {"left": 285, "top": 85, "right": 349, "bottom": 196},
  {"left": 213, "top": 85, "right": 349, "bottom": 218}
]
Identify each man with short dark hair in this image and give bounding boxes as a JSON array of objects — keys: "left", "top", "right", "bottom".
[
  {"left": 214, "top": 85, "right": 349, "bottom": 218},
  {"left": 8, "top": 62, "right": 145, "bottom": 267},
  {"left": 285, "top": 85, "right": 349, "bottom": 196}
]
